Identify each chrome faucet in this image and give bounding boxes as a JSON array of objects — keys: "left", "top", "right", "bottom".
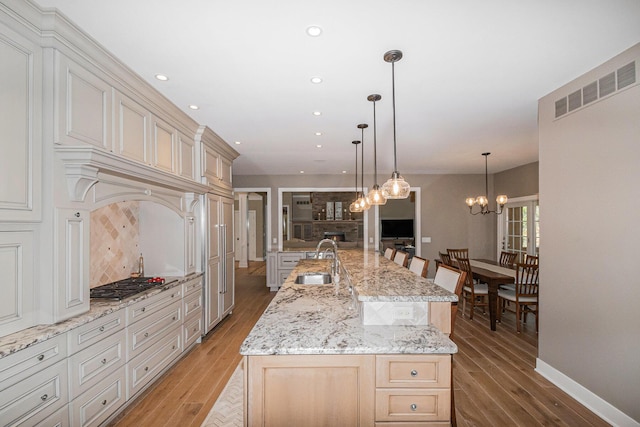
[{"left": 316, "top": 238, "right": 339, "bottom": 276}]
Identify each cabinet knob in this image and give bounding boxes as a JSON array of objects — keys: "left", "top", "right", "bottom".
[
  {"left": 141, "top": 307, "right": 146, "bottom": 312},
  {"left": 74, "top": 212, "right": 80, "bottom": 218},
  {"left": 101, "top": 358, "right": 107, "bottom": 364},
  {"left": 102, "top": 399, "right": 107, "bottom": 405},
  {"left": 37, "top": 354, "right": 45, "bottom": 361},
  {"left": 145, "top": 366, "right": 149, "bottom": 372},
  {"left": 144, "top": 332, "right": 149, "bottom": 338},
  {"left": 41, "top": 394, "right": 48, "bottom": 401},
  {"left": 410, "top": 369, "right": 418, "bottom": 377},
  {"left": 172, "top": 316, "right": 176, "bottom": 321},
  {"left": 99, "top": 326, "right": 105, "bottom": 332},
  {"left": 410, "top": 403, "right": 417, "bottom": 411}
]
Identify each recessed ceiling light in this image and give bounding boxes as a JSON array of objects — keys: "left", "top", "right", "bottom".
[
  {"left": 306, "top": 26, "right": 322, "bottom": 37},
  {"left": 342, "top": 170, "right": 347, "bottom": 174},
  {"left": 234, "top": 141, "right": 241, "bottom": 145},
  {"left": 310, "top": 77, "right": 323, "bottom": 84},
  {"left": 315, "top": 132, "right": 322, "bottom": 136},
  {"left": 316, "top": 144, "right": 322, "bottom": 148},
  {"left": 313, "top": 111, "right": 322, "bottom": 116},
  {"left": 188, "top": 105, "right": 199, "bottom": 110},
  {"left": 299, "top": 170, "right": 305, "bottom": 174},
  {"left": 155, "top": 74, "right": 169, "bottom": 81}
]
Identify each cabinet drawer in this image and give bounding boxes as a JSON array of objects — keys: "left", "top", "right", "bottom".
[
  {"left": 127, "top": 299, "right": 182, "bottom": 360},
  {"left": 278, "top": 252, "right": 304, "bottom": 268},
  {"left": 126, "top": 286, "right": 182, "bottom": 325},
  {"left": 183, "top": 288, "right": 202, "bottom": 321},
  {"left": 0, "top": 334, "right": 67, "bottom": 390},
  {"left": 0, "top": 360, "right": 68, "bottom": 427},
  {"left": 127, "top": 326, "right": 182, "bottom": 399},
  {"left": 182, "top": 276, "right": 202, "bottom": 296},
  {"left": 375, "top": 389, "right": 450, "bottom": 422},
  {"left": 183, "top": 309, "right": 202, "bottom": 349},
  {"left": 278, "top": 270, "right": 293, "bottom": 285},
  {"left": 67, "top": 309, "right": 125, "bottom": 355},
  {"left": 70, "top": 365, "right": 126, "bottom": 427},
  {"left": 34, "top": 406, "right": 70, "bottom": 427},
  {"left": 376, "top": 355, "right": 450, "bottom": 388},
  {"left": 68, "top": 330, "right": 126, "bottom": 397}
]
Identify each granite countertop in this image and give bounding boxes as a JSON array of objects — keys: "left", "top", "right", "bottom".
[
  {"left": 240, "top": 251, "right": 457, "bottom": 356},
  {"left": 0, "top": 273, "right": 202, "bottom": 359}
]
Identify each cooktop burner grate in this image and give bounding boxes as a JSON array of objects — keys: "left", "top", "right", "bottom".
[{"left": 90, "top": 277, "right": 165, "bottom": 300}]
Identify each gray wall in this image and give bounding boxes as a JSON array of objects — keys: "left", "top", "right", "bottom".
[
  {"left": 495, "top": 162, "right": 539, "bottom": 198},
  {"left": 538, "top": 44, "right": 639, "bottom": 423},
  {"left": 234, "top": 169, "right": 538, "bottom": 278}
]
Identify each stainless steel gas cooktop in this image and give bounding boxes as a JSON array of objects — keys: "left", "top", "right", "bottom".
[{"left": 90, "top": 277, "right": 165, "bottom": 300}]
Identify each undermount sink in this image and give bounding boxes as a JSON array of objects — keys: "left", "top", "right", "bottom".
[{"left": 294, "top": 272, "right": 332, "bottom": 285}]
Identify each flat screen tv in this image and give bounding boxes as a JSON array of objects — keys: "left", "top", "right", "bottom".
[{"left": 381, "top": 219, "right": 414, "bottom": 239}]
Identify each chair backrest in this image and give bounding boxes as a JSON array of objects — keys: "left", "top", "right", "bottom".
[
  {"left": 456, "top": 257, "right": 474, "bottom": 287},
  {"left": 439, "top": 252, "right": 452, "bottom": 266},
  {"left": 515, "top": 262, "right": 539, "bottom": 295},
  {"left": 447, "top": 248, "right": 469, "bottom": 262},
  {"left": 524, "top": 254, "right": 539, "bottom": 265},
  {"left": 434, "top": 264, "right": 465, "bottom": 297},
  {"left": 499, "top": 251, "right": 517, "bottom": 267},
  {"left": 393, "top": 250, "right": 409, "bottom": 267},
  {"left": 408, "top": 256, "right": 429, "bottom": 277},
  {"left": 383, "top": 247, "right": 396, "bottom": 260}
]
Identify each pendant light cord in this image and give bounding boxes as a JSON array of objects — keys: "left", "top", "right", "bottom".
[
  {"left": 373, "top": 99, "right": 378, "bottom": 185},
  {"left": 391, "top": 60, "right": 398, "bottom": 173},
  {"left": 361, "top": 128, "right": 365, "bottom": 197}
]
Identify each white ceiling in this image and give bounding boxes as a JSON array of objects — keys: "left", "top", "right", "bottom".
[{"left": 34, "top": 0, "right": 640, "bottom": 176}]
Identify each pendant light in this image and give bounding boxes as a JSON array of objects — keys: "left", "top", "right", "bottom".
[
  {"left": 465, "top": 152, "right": 508, "bottom": 215},
  {"left": 381, "top": 49, "right": 411, "bottom": 199},
  {"left": 349, "top": 140, "right": 362, "bottom": 213},
  {"left": 357, "top": 124, "right": 371, "bottom": 211},
  {"left": 366, "top": 94, "right": 387, "bottom": 206}
]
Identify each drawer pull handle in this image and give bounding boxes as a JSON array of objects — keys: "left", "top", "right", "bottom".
[
  {"left": 37, "top": 354, "right": 45, "bottom": 361},
  {"left": 99, "top": 326, "right": 105, "bottom": 332},
  {"left": 410, "top": 403, "right": 417, "bottom": 411},
  {"left": 172, "top": 345, "right": 176, "bottom": 350},
  {"left": 102, "top": 399, "right": 107, "bottom": 405},
  {"left": 144, "top": 332, "right": 149, "bottom": 338},
  {"left": 101, "top": 358, "right": 107, "bottom": 364},
  {"left": 171, "top": 294, "right": 175, "bottom": 298},
  {"left": 74, "top": 212, "right": 80, "bottom": 218},
  {"left": 41, "top": 394, "right": 48, "bottom": 401}
]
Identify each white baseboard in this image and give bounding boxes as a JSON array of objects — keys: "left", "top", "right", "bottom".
[{"left": 535, "top": 358, "right": 639, "bottom": 427}]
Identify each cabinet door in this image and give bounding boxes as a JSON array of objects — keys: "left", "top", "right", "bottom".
[
  {"left": 221, "top": 197, "right": 234, "bottom": 316},
  {"left": 114, "top": 91, "right": 150, "bottom": 164},
  {"left": 0, "top": 230, "right": 35, "bottom": 337},
  {"left": 54, "top": 209, "right": 90, "bottom": 322},
  {"left": 201, "top": 144, "right": 220, "bottom": 186},
  {"left": 0, "top": 27, "right": 42, "bottom": 222},
  {"left": 178, "top": 132, "right": 196, "bottom": 180},
  {"left": 266, "top": 252, "right": 278, "bottom": 289},
  {"left": 185, "top": 215, "right": 196, "bottom": 274},
  {"left": 151, "top": 115, "right": 176, "bottom": 173},
  {"left": 54, "top": 52, "right": 111, "bottom": 150},
  {"left": 205, "top": 194, "right": 221, "bottom": 332},
  {"left": 219, "top": 155, "right": 233, "bottom": 189}
]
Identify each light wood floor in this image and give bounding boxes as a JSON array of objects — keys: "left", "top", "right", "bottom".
[{"left": 109, "top": 261, "right": 609, "bottom": 427}]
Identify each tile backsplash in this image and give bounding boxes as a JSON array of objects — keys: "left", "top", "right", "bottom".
[{"left": 90, "top": 201, "right": 141, "bottom": 287}]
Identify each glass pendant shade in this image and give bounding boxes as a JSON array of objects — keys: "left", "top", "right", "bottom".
[
  {"left": 349, "top": 200, "right": 362, "bottom": 213},
  {"left": 357, "top": 194, "right": 370, "bottom": 210},
  {"left": 367, "top": 185, "right": 387, "bottom": 206},
  {"left": 496, "top": 194, "right": 508, "bottom": 205},
  {"left": 382, "top": 172, "right": 411, "bottom": 199}
]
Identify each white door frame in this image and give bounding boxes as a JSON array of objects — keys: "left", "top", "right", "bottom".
[
  {"left": 497, "top": 194, "right": 539, "bottom": 260},
  {"left": 233, "top": 187, "right": 271, "bottom": 261}
]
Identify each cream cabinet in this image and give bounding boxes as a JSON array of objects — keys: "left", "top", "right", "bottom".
[
  {"left": 265, "top": 251, "right": 307, "bottom": 291},
  {"left": 178, "top": 132, "right": 196, "bottom": 181},
  {"left": 0, "top": 22, "right": 42, "bottom": 223},
  {"left": 266, "top": 252, "right": 278, "bottom": 290},
  {"left": 54, "top": 51, "right": 111, "bottom": 150},
  {"left": 127, "top": 298, "right": 182, "bottom": 360},
  {"left": 113, "top": 90, "right": 151, "bottom": 165},
  {"left": 196, "top": 125, "right": 236, "bottom": 192},
  {"left": 69, "top": 365, "right": 126, "bottom": 427},
  {"left": 151, "top": 115, "right": 177, "bottom": 174},
  {"left": 185, "top": 215, "right": 197, "bottom": 274},
  {"left": 53, "top": 209, "right": 90, "bottom": 322},
  {"left": 245, "top": 354, "right": 452, "bottom": 426},
  {"left": 183, "top": 277, "right": 203, "bottom": 350}
]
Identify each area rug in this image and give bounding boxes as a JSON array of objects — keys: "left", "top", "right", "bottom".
[{"left": 201, "top": 362, "right": 243, "bottom": 427}]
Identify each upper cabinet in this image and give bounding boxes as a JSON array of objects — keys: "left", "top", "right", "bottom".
[
  {"left": 54, "top": 51, "right": 111, "bottom": 150},
  {"left": 0, "top": 21, "right": 42, "bottom": 222},
  {"left": 196, "top": 126, "right": 239, "bottom": 193},
  {"left": 113, "top": 90, "right": 151, "bottom": 165}
]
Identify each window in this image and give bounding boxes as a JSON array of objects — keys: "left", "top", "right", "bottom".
[{"left": 498, "top": 196, "right": 539, "bottom": 263}]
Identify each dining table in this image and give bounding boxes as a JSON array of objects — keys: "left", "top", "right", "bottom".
[{"left": 436, "top": 258, "right": 516, "bottom": 331}]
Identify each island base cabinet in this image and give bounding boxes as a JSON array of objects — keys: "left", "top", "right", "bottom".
[{"left": 246, "top": 354, "right": 375, "bottom": 426}]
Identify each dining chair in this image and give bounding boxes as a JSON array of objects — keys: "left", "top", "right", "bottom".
[
  {"left": 524, "top": 254, "right": 539, "bottom": 265},
  {"left": 383, "top": 247, "right": 396, "bottom": 260},
  {"left": 439, "top": 252, "right": 452, "bottom": 267},
  {"left": 497, "top": 262, "right": 539, "bottom": 333},
  {"left": 458, "top": 257, "right": 488, "bottom": 320},
  {"left": 393, "top": 250, "right": 409, "bottom": 267},
  {"left": 499, "top": 251, "right": 517, "bottom": 267},
  {"left": 447, "top": 248, "right": 469, "bottom": 263},
  {"left": 408, "top": 256, "right": 429, "bottom": 277},
  {"left": 433, "top": 264, "right": 466, "bottom": 339}
]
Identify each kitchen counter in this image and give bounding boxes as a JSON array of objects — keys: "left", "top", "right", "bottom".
[
  {"left": 0, "top": 273, "right": 200, "bottom": 359},
  {"left": 240, "top": 250, "right": 457, "bottom": 356}
]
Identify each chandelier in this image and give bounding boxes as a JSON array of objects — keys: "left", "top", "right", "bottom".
[
  {"left": 381, "top": 49, "right": 410, "bottom": 199},
  {"left": 465, "top": 152, "right": 508, "bottom": 215}
]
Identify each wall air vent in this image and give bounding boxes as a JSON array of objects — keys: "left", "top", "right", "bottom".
[{"left": 554, "top": 60, "right": 637, "bottom": 119}]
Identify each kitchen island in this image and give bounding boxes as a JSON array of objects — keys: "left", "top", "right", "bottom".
[{"left": 240, "top": 249, "right": 457, "bottom": 426}]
